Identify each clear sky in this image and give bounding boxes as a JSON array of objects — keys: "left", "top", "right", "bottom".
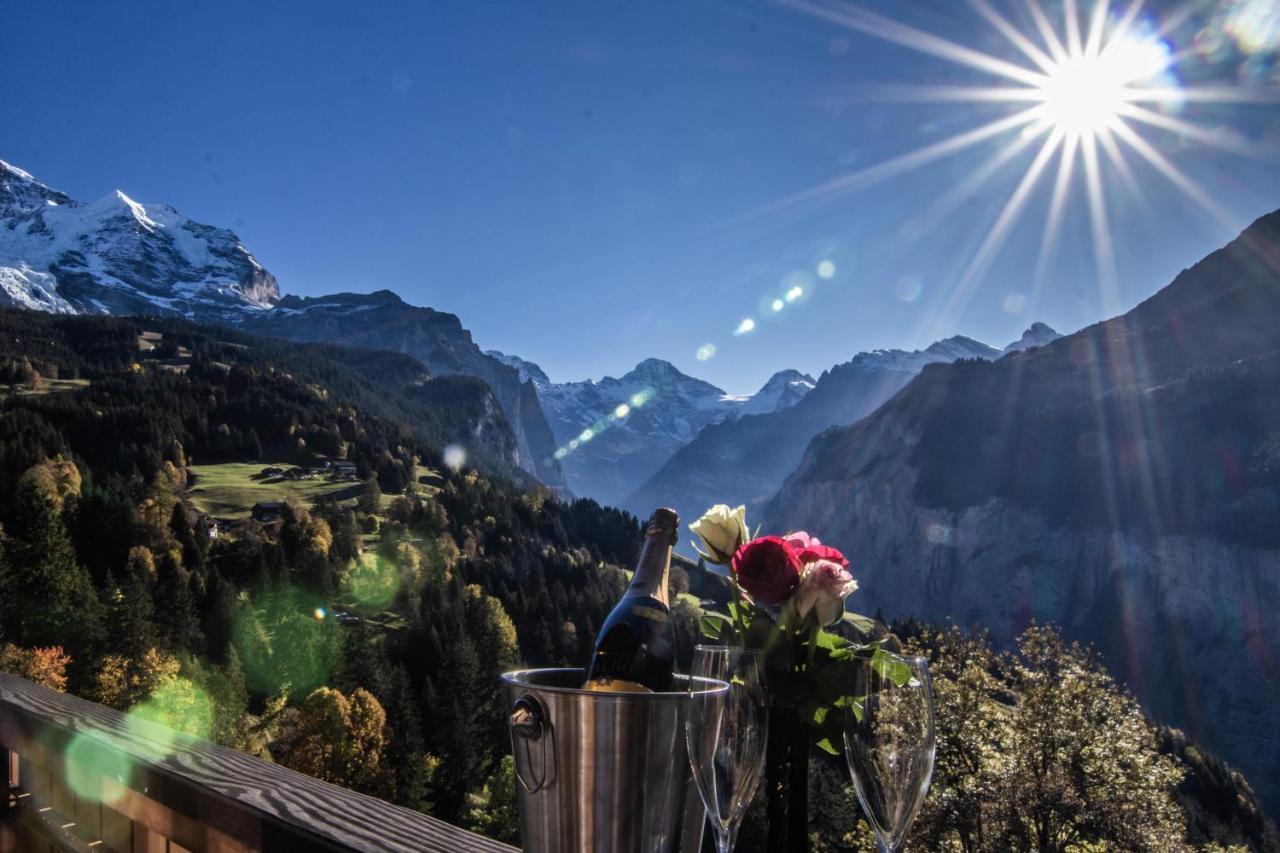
[{"left": 3, "top": 0, "right": 1277, "bottom": 392}]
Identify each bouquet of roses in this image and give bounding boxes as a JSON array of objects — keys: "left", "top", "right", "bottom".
[{"left": 690, "top": 503, "right": 906, "bottom": 756}]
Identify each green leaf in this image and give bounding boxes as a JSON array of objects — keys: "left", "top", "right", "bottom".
[
  {"left": 699, "top": 611, "right": 730, "bottom": 640},
  {"left": 871, "top": 648, "right": 912, "bottom": 687},
  {"left": 841, "top": 610, "right": 878, "bottom": 638},
  {"left": 816, "top": 737, "right": 840, "bottom": 756}
]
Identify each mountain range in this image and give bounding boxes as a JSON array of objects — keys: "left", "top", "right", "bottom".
[
  {"left": 626, "top": 325, "right": 1060, "bottom": 539},
  {"left": 763, "top": 210, "right": 1280, "bottom": 812},
  {"left": 2, "top": 158, "right": 1058, "bottom": 513},
  {"left": 486, "top": 352, "right": 817, "bottom": 507}
]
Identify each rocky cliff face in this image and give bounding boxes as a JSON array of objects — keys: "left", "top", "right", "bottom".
[
  {"left": 242, "top": 291, "right": 567, "bottom": 491},
  {"left": 764, "top": 210, "right": 1280, "bottom": 813},
  {"left": 628, "top": 331, "right": 1055, "bottom": 548},
  {"left": 0, "top": 160, "right": 279, "bottom": 321}
]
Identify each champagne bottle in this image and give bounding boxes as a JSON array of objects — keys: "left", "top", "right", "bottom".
[{"left": 582, "top": 507, "right": 679, "bottom": 693}]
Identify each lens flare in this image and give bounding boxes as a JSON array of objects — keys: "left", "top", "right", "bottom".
[
  {"left": 769, "top": 0, "right": 1277, "bottom": 316},
  {"left": 64, "top": 731, "right": 133, "bottom": 805},
  {"left": 696, "top": 343, "right": 717, "bottom": 361},
  {"left": 785, "top": 286, "right": 803, "bottom": 302},
  {"left": 347, "top": 552, "right": 399, "bottom": 609},
  {"left": 817, "top": 259, "right": 836, "bottom": 278},
  {"left": 443, "top": 444, "right": 467, "bottom": 472},
  {"left": 734, "top": 318, "right": 756, "bottom": 335},
  {"left": 772, "top": 298, "right": 786, "bottom": 312},
  {"left": 614, "top": 403, "right": 630, "bottom": 418}
]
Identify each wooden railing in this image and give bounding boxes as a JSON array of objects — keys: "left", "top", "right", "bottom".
[{"left": 0, "top": 673, "right": 517, "bottom": 852}]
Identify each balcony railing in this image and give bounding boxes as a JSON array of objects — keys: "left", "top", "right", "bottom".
[{"left": 0, "top": 673, "right": 517, "bottom": 852}]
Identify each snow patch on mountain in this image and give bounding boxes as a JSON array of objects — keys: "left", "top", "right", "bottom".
[
  {"left": 727, "top": 369, "right": 817, "bottom": 415},
  {"left": 0, "top": 159, "right": 278, "bottom": 320}
]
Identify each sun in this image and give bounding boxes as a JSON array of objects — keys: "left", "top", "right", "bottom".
[
  {"left": 1036, "top": 34, "right": 1171, "bottom": 138},
  {"left": 760, "top": 0, "right": 1275, "bottom": 319},
  {"left": 1037, "top": 55, "right": 1126, "bottom": 135}
]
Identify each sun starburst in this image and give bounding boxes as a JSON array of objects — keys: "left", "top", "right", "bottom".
[{"left": 764, "top": 0, "right": 1279, "bottom": 315}]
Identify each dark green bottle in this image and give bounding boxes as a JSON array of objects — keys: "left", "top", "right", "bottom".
[{"left": 583, "top": 508, "right": 678, "bottom": 693}]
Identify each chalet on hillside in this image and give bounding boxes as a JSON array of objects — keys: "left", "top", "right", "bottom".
[{"left": 250, "top": 502, "right": 284, "bottom": 523}]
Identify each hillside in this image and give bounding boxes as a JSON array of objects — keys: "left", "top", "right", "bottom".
[
  {"left": 0, "top": 307, "right": 645, "bottom": 837},
  {"left": 239, "top": 291, "right": 567, "bottom": 492},
  {"left": 764, "top": 209, "right": 1280, "bottom": 812}
]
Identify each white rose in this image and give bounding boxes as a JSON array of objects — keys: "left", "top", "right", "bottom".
[
  {"left": 794, "top": 559, "right": 858, "bottom": 626},
  {"left": 689, "top": 504, "right": 749, "bottom": 565}
]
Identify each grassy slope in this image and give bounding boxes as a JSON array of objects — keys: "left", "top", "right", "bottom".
[{"left": 186, "top": 461, "right": 359, "bottom": 517}]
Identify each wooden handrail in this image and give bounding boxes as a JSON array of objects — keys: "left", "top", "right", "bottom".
[{"left": 0, "top": 673, "right": 517, "bottom": 852}]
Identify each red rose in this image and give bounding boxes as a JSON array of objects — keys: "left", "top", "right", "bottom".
[{"left": 731, "top": 536, "right": 802, "bottom": 605}]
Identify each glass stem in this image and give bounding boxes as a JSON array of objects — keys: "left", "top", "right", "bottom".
[{"left": 717, "top": 824, "right": 738, "bottom": 853}]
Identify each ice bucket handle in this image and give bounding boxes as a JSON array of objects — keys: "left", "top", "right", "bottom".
[{"left": 509, "top": 694, "right": 555, "bottom": 794}]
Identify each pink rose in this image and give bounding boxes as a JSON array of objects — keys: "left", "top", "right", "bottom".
[
  {"left": 731, "top": 536, "right": 802, "bottom": 605},
  {"left": 783, "top": 531, "right": 821, "bottom": 550},
  {"left": 784, "top": 531, "right": 850, "bottom": 568},
  {"left": 795, "top": 559, "right": 859, "bottom": 626}
]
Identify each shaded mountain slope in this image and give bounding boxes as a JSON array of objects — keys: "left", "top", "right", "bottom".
[{"left": 764, "top": 209, "right": 1280, "bottom": 812}]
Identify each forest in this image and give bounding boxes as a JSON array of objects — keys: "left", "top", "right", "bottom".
[{"left": 0, "top": 309, "right": 1274, "bottom": 850}]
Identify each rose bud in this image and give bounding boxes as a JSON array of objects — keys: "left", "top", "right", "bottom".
[
  {"left": 690, "top": 504, "right": 750, "bottom": 565},
  {"left": 794, "top": 558, "right": 859, "bottom": 626},
  {"left": 731, "top": 536, "right": 802, "bottom": 605}
]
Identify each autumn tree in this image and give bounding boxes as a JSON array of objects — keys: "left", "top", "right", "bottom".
[
  {"left": 283, "top": 686, "right": 394, "bottom": 798},
  {"left": 0, "top": 644, "right": 72, "bottom": 691}
]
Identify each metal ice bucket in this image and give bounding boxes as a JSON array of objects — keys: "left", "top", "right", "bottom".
[{"left": 501, "top": 668, "right": 723, "bottom": 853}]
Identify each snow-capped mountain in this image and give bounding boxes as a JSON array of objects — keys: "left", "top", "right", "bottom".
[
  {"left": 625, "top": 328, "right": 1058, "bottom": 544},
  {"left": 0, "top": 160, "right": 278, "bottom": 321},
  {"left": 727, "top": 369, "right": 817, "bottom": 416},
  {"left": 486, "top": 355, "right": 816, "bottom": 506}
]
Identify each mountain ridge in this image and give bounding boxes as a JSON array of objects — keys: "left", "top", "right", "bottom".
[
  {"left": 763, "top": 209, "right": 1280, "bottom": 813},
  {"left": 0, "top": 160, "right": 279, "bottom": 321},
  {"left": 625, "top": 326, "right": 1058, "bottom": 541}
]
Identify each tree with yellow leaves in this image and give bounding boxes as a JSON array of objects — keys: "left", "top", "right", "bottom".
[
  {"left": 0, "top": 644, "right": 72, "bottom": 691},
  {"left": 283, "top": 686, "right": 394, "bottom": 798}
]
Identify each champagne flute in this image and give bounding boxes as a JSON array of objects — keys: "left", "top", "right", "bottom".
[
  {"left": 685, "top": 645, "right": 769, "bottom": 853},
  {"left": 843, "top": 653, "right": 936, "bottom": 853}
]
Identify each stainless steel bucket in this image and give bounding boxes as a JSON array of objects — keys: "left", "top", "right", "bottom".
[{"left": 501, "top": 668, "right": 721, "bottom": 853}]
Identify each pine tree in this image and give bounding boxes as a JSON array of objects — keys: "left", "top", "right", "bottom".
[
  {"left": 154, "top": 552, "right": 203, "bottom": 654},
  {"left": 0, "top": 477, "right": 104, "bottom": 670}
]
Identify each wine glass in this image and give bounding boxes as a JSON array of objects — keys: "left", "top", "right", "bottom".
[
  {"left": 843, "top": 653, "right": 936, "bottom": 853},
  {"left": 685, "top": 645, "right": 769, "bottom": 853}
]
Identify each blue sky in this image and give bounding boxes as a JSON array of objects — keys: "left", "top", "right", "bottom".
[{"left": 3, "top": 0, "right": 1277, "bottom": 392}]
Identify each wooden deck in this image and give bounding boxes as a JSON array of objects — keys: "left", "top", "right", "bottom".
[{"left": 0, "top": 673, "right": 517, "bottom": 852}]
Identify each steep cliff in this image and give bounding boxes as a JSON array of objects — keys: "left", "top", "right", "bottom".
[{"left": 764, "top": 210, "right": 1280, "bottom": 811}]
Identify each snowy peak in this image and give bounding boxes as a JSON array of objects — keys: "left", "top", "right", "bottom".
[
  {"left": 0, "top": 159, "right": 71, "bottom": 215},
  {"left": 0, "top": 159, "right": 279, "bottom": 321},
  {"left": 1003, "top": 322, "right": 1061, "bottom": 353},
  {"left": 924, "top": 335, "right": 1003, "bottom": 362},
  {"left": 737, "top": 369, "right": 816, "bottom": 415},
  {"left": 486, "top": 350, "right": 550, "bottom": 389}
]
